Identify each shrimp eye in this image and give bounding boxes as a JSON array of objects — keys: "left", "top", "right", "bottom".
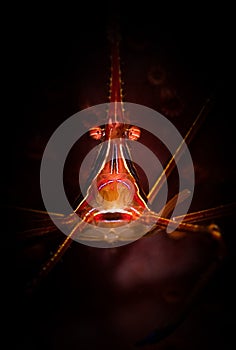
[
  {"left": 128, "top": 126, "right": 141, "bottom": 140},
  {"left": 89, "top": 127, "right": 103, "bottom": 140}
]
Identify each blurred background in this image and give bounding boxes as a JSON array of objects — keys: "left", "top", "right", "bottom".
[{"left": 7, "top": 2, "right": 235, "bottom": 349}]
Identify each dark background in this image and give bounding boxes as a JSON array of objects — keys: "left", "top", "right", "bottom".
[{"left": 6, "top": 2, "right": 236, "bottom": 349}]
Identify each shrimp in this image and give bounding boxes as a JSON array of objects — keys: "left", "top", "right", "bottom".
[
  {"left": 13, "top": 17, "right": 235, "bottom": 349},
  {"left": 14, "top": 22, "right": 236, "bottom": 291}
]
